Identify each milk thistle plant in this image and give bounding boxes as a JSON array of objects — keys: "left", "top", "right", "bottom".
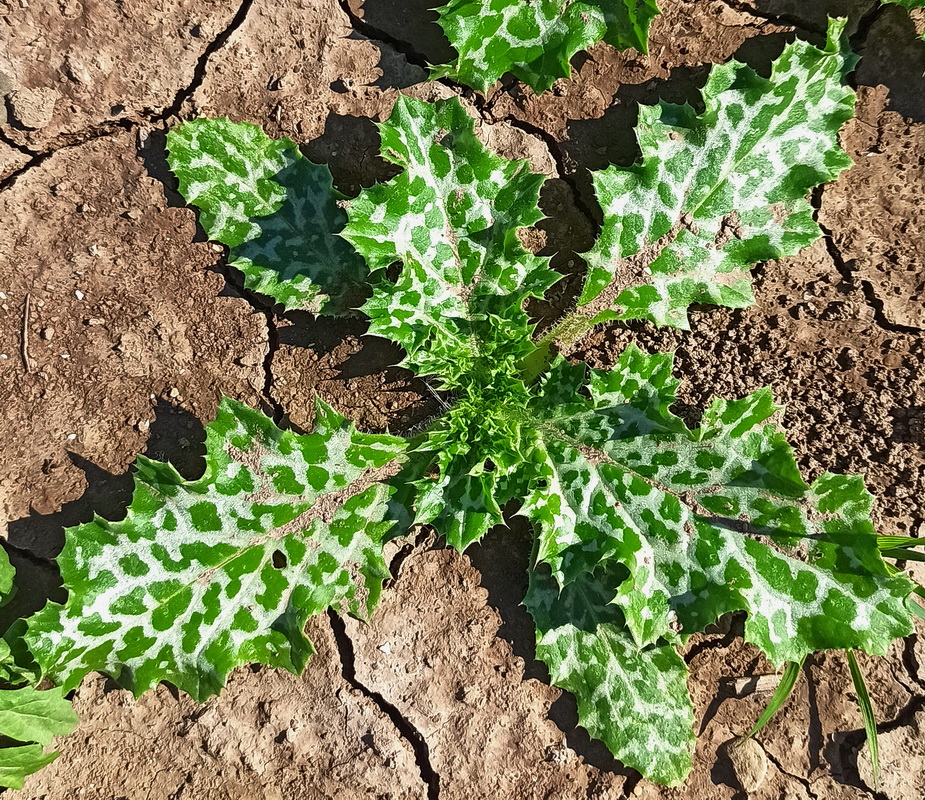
[{"left": 7, "top": 15, "right": 923, "bottom": 790}]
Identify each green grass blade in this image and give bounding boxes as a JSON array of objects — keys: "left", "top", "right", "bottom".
[
  {"left": 906, "top": 596, "right": 925, "bottom": 622},
  {"left": 877, "top": 535, "right": 925, "bottom": 551},
  {"left": 846, "top": 649, "right": 879, "bottom": 790},
  {"left": 746, "top": 659, "right": 804, "bottom": 739},
  {"left": 881, "top": 548, "right": 925, "bottom": 562}
]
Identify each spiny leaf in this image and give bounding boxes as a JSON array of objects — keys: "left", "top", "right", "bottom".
[
  {"left": 166, "top": 118, "right": 366, "bottom": 314},
  {"left": 26, "top": 399, "right": 406, "bottom": 702},
  {"left": 431, "top": 0, "right": 658, "bottom": 93},
  {"left": 525, "top": 565, "right": 694, "bottom": 785},
  {"left": 570, "top": 18, "right": 856, "bottom": 332},
  {"left": 522, "top": 345, "right": 913, "bottom": 663},
  {"left": 411, "top": 374, "right": 540, "bottom": 549},
  {"left": 341, "top": 95, "right": 557, "bottom": 386},
  {"left": 587, "top": 0, "right": 661, "bottom": 51}
]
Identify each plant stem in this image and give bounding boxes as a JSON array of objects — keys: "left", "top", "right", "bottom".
[{"left": 518, "top": 308, "right": 599, "bottom": 383}]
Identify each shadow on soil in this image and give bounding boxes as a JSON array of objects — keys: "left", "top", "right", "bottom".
[
  {"left": 1, "top": 402, "right": 207, "bottom": 626},
  {"left": 467, "top": 518, "right": 633, "bottom": 777},
  {"left": 854, "top": 5, "right": 925, "bottom": 124},
  {"left": 345, "top": 0, "right": 454, "bottom": 67}
]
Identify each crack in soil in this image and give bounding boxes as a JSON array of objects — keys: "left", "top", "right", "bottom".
[
  {"left": 161, "top": 0, "right": 256, "bottom": 121},
  {"left": 902, "top": 633, "right": 925, "bottom": 693},
  {"left": 761, "top": 746, "right": 824, "bottom": 800},
  {"left": 1, "top": 537, "right": 58, "bottom": 567},
  {"left": 500, "top": 115, "right": 602, "bottom": 230},
  {"left": 835, "top": 692, "right": 925, "bottom": 799},
  {"left": 206, "top": 255, "right": 285, "bottom": 424},
  {"left": 335, "top": 0, "right": 431, "bottom": 73},
  {"left": 0, "top": 0, "right": 255, "bottom": 191},
  {"left": 0, "top": 126, "right": 37, "bottom": 157},
  {"left": 327, "top": 608, "right": 441, "bottom": 800},
  {"left": 335, "top": 0, "right": 474, "bottom": 104},
  {"left": 261, "top": 308, "right": 285, "bottom": 425},
  {"left": 0, "top": 118, "right": 140, "bottom": 192},
  {"left": 851, "top": 0, "right": 890, "bottom": 54},
  {"left": 812, "top": 186, "right": 925, "bottom": 335}
]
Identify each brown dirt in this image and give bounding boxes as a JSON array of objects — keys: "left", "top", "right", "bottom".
[{"left": 1, "top": 0, "right": 924, "bottom": 798}]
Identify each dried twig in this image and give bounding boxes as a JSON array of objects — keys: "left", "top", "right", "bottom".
[{"left": 20, "top": 293, "right": 33, "bottom": 373}]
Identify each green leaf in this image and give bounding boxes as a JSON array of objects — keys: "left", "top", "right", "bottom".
[
  {"left": 410, "top": 375, "right": 539, "bottom": 549},
  {"left": 166, "top": 118, "right": 366, "bottom": 314},
  {"left": 525, "top": 564, "right": 694, "bottom": 785},
  {"left": 0, "top": 548, "right": 13, "bottom": 600},
  {"left": 342, "top": 95, "right": 557, "bottom": 386},
  {"left": 877, "top": 535, "right": 925, "bottom": 551},
  {"left": 431, "top": 0, "right": 658, "bottom": 93},
  {"left": 0, "top": 686, "right": 77, "bottom": 748},
  {"left": 26, "top": 399, "right": 406, "bottom": 701},
  {"left": 567, "top": 19, "right": 857, "bottom": 333},
  {"left": 0, "top": 745, "right": 60, "bottom": 791},
  {"left": 521, "top": 345, "right": 913, "bottom": 663},
  {"left": 587, "top": 0, "right": 661, "bottom": 52},
  {"left": 0, "top": 687, "right": 77, "bottom": 789},
  {"left": 882, "top": 548, "right": 925, "bottom": 562}
]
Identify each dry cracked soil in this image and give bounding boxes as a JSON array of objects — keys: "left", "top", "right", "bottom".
[{"left": 1, "top": 0, "right": 924, "bottom": 798}]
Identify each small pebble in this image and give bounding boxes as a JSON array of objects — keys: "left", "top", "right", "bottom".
[
  {"left": 66, "top": 433, "right": 77, "bottom": 441},
  {"left": 74, "top": 290, "right": 84, "bottom": 300},
  {"left": 41, "top": 327, "right": 54, "bottom": 340},
  {"left": 725, "top": 736, "right": 768, "bottom": 793}
]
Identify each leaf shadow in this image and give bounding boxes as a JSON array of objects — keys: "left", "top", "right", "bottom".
[
  {"left": 2, "top": 402, "right": 206, "bottom": 622},
  {"left": 345, "top": 0, "right": 455, "bottom": 69},
  {"left": 466, "top": 517, "right": 633, "bottom": 776},
  {"left": 302, "top": 112, "right": 400, "bottom": 197},
  {"left": 137, "top": 127, "right": 204, "bottom": 216}
]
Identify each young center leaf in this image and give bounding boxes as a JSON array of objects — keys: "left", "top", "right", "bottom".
[
  {"left": 431, "top": 0, "right": 659, "bottom": 93},
  {"left": 167, "top": 118, "right": 366, "bottom": 314},
  {"left": 26, "top": 399, "right": 406, "bottom": 702},
  {"left": 341, "top": 95, "right": 558, "bottom": 385},
  {"left": 526, "top": 565, "right": 694, "bottom": 785},
  {"left": 560, "top": 18, "right": 857, "bottom": 337},
  {"left": 523, "top": 346, "right": 913, "bottom": 661}
]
